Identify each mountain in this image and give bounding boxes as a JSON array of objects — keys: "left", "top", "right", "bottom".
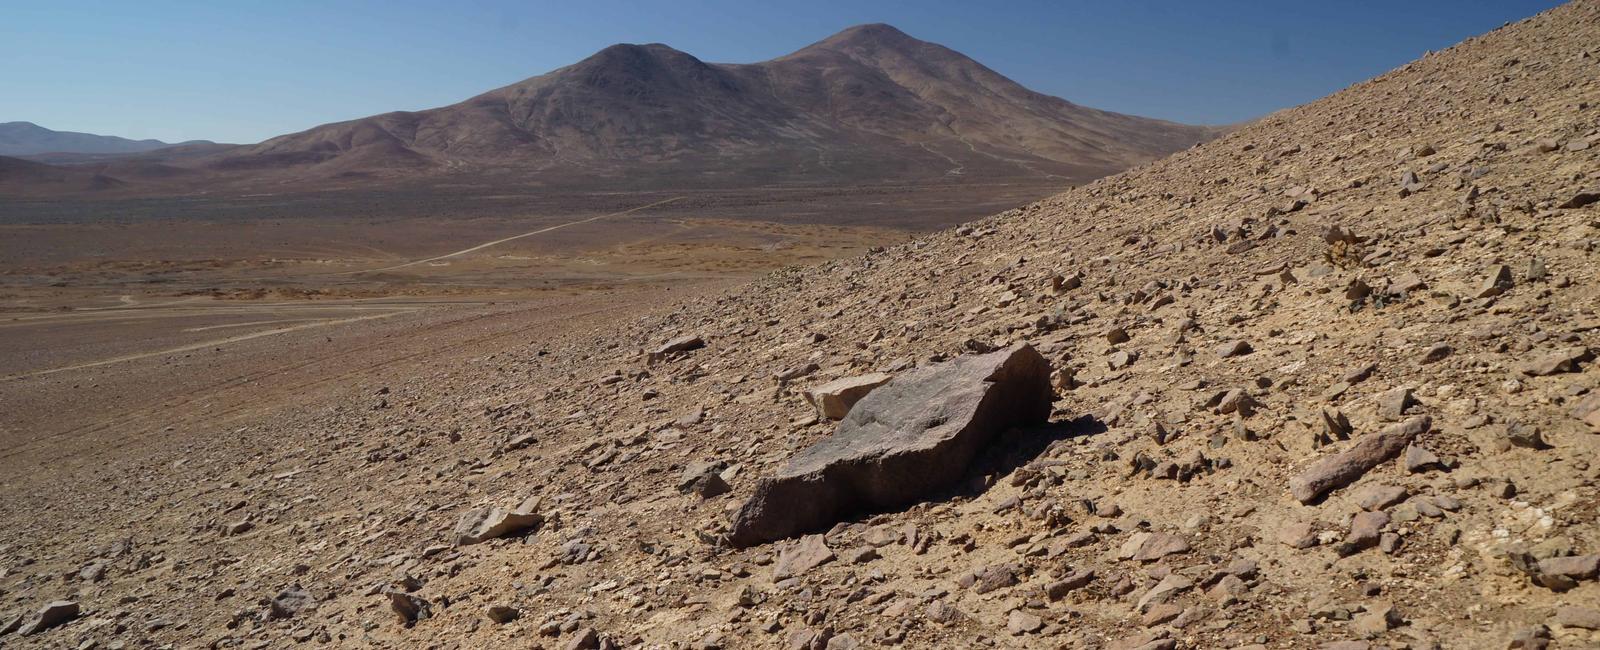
[
  {"left": 0, "top": 121, "right": 213, "bottom": 157},
  {"left": 208, "top": 24, "right": 1220, "bottom": 187}
]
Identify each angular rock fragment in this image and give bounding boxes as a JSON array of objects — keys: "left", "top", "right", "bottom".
[
  {"left": 961, "top": 563, "right": 1020, "bottom": 594},
  {"left": 269, "top": 586, "right": 316, "bottom": 620},
  {"left": 1119, "top": 532, "right": 1191, "bottom": 562},
  {"left": 1553, "top": 606, "right": 1600, "bottom": 630},
  {"left": 1403, "top": 445, "right": 1442, "bottom": 473},
  {"left": 1506, "top": 422, "right": 1550, "bottom": 450},
  {"left": 1106, "top": 327, "right": 1131, "bottom": 344},
  {"left": 1355, "top": 484, "right": 1408, "bottom": 511},
  {"left": 679, "top": 461, "right": 732, "bottom": 499},
  {"left": 1519, "top": 347, "right": 1591, "bottom": 376},
  {"left": 803, "top": 373, "right": 892, "bottom": 420},
  {"left": 1216, "top": 389, "right": 1261, "bottom": 417},
  {"left": 1376, "top": 387, "right": 1417, "bottom": 421},
  {"left": 1476, "top": 265, "right": 1514, "bottom": 298},
  {"left": 1574, "top": 394, "right": 1600, "bottom": 432},
  {"left": 486, "top": 605, "right": 520, "bottom": 624},
  {"left": 388, "top": 591, "right": 432, "bottom": 625},
  {"left": 647, "top": 335, "right": 705, "bottom": 364},
  {"left": 1337, "top": 511, "right": 1390, "bottom": 556},
  {"left": 1007, "top": 609, "right": 1043, "bottom": 635},
  {"left": 728, "top": 344, "right": 1052, "bottom": 547},
  {"left": 1289, "top": 417, "right": 1431, "bottom": 503},
  {"left": 1537, "top": 555, "right": 1599, "bottom": 582},
  {"left": 1420, "top": 343, "right": 1452, "bottom": 364},
  {"left": 772, "top": 534, "right": 834, "bottom": 579},
  {"left": 1216, "top": 340, "right": 1253, "bottom": 358},
  {"left": 1557, "top": 186, "right": 1600, "bottom": 209},
  {"left": 1045, "top": 569, "right": 1095, "bottom": 599},
  {"left": 16, "top": 601, "right": 78, "bottom": 636},
  {"left": 454, "top": 495, "right": 544, "bottom": 546},
  {"left": 1136, "top": 574, "right": 1193, "bottom": 612}
]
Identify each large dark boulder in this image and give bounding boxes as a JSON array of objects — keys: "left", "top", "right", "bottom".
[{"left": 727, "top": 343, "right": 1052, "bottom": 547}]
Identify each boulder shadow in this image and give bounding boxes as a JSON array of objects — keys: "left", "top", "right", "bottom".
[{"left": 946, "top": 413, "right": 1107, "bottom": 501}]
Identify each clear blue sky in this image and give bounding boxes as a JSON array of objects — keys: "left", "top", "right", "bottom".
[{"left": 1, "top": 0, "right": 1564, "bottom": 144}]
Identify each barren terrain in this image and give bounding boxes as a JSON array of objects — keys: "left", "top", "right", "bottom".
[{"left": 4, "top": 3, "right": 1600, "bottom": 650}]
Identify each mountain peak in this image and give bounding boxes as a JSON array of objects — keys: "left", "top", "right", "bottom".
[{"left": 813, "top": 23, "right": 919, "bottom": 50}]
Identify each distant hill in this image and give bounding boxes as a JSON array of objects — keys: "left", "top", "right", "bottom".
[
  {"left": 209, "top": 23, "right": 1222, "bottom": 188},
  {"left": 0, "top": 121, "right": 214, "bottom": 156},
  {"left": 3, "top": 24, "right": 1222, "bottom": 197},
  {"left": 0, "top": 154, "right": 125, "bottom": 196}
]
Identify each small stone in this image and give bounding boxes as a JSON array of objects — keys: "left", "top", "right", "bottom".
[
  {"left": 1141, "top": 603, "right": 1184, "bottom": 627},
  {"left": 1377, "top": 387, "right": 1416, "bottom": 421},
  {"left": 388, "top": 591, "right": 432, "bottom": 625},
  {"left": 1119, "top": 532, "right": 1191, "bottom": 562},
  {"left": 1217, "top": 340, "right": 1253, "bottom": 358},
  {"left": 565, "top": 628, "right": 601, "bottom": 650},
  {"left": 1007, "top": 609, "right": 1044, "bottom": 635},
  {"left": 1351, "top": 601, "right": 1402, "bottom": 636},
  {"left": 678, "top": 461, "right": 732, "bottom": 499},
  {"left": 1403, "top": 445, "right": 1441, "bottom": 473},
  {"left": 1338, "top": 511, "right": 1390, "bottom": 556},
  {"left": 1557, "top": 186, "right": 1600, "bottom": 209},
  {"left": 1552, "top": 606, "right": 1600, "bottom": 630},
  {"left": 1520, "top": 347, "right": 1591, "bottom": 376},
  {"left": 1506, "top": 422, "right": 1550, "bottom": 450},
  {"left": 454, "top": 495, "right": 544, "bottom": 546},
  {"left": 269, "top": 586, "right": 316, "bottom": 620},
  {"left": 1106, "top": 327, "right": 1131, "bottom": 344},
  {"left": 804, "top": 373, "right": 893, "bottom": 420},
  {"left": 487, "top": 605, "right": 520, "bottom": 624},
  {"left": 825, "top": 634, "right": 860, "bottom": 650},
  {"left": 845, "top": 546, "right": 879, "bottom": 564},
  {"left": 1135, "top": 574, "right": 1193, "bottom": 612},
  {"left": 1419, "top": 343, "right": 1452, "bottom": 364},
  {"left": 647, "top": 335, "right": 705, "bottom": 364},
  {"left": 772, "top": 535, "right": 834, "bottom": 579},
  {"left": 1278, "top": 522, "right": 1317, "bottom": 549},
  {"left": 1354, "top": 484, "right": 1408, "bottom": 511},
  {"left": 1045, "top": 569, "right": 1095, "bottom": 599},
  {"left": 1476, "top": 265, "right": 1513, "bottom": 298},
  {"left": 966, "top": 563, "right": 1020, "bottom": 594},
  {"left": 1537, "top": 555, "right": 1599, "bottom": 581}
]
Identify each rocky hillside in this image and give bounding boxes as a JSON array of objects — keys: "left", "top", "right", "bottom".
[
  {"left": 206, "top": 24, "right": 1217, "bottom": 188},
  {"left": 3, "top": 2, "right": 1599, "bottom": 649}
]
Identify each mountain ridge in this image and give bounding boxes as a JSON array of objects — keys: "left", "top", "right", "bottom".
[
  {"left": 204, "top": 23, "right": 1220, "bottom": 189},
  {"left": 0, "top": 121, "right": 214, "bottom": 157}
]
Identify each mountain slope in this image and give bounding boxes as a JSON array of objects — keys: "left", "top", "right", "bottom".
[
  {"left": 0, "top": 154, "right": 125, "bottom": 196},
  {"left": 0, "top": 121, "right": 212, "bottom": 156},
  {"left": 210, "top": 24, "right": 1219, "bottom": 187},
  {"left": 5, "top": 3, "right": 1599, "bottom": 649}
]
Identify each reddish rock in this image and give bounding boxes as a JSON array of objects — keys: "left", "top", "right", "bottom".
[
  {"left": 1289, "top": 417, "right": 1430, "bottom": 504},
  {"left": 729, "top": 344, "right": 1052, "bottom": 546}
]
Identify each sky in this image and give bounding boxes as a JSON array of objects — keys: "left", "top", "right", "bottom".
[{"left": 0, "top": 0, "right": 1566, "bottom": 145}]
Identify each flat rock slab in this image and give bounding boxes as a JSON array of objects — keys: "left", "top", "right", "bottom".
[
  {"left": 804, "top": 373, "right": 893, "bottom": 420},
  {"left": 1289, "top": 416, "right": 1430, "bottom": 504},
  {"left": 647, "top": 335, "right": 704, "bottom": 364},
  {"left": 17, "top": 601, "right": 78, "bottom": 636},
  {"left": 728, "top": 344, "right": 1052, "bottom": 547},
  {"left": 454, "top": 495, "right": 544, "bottom": 546},
  {"left": 772, "top": 534, "right": 835, "bottom": 579}
]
